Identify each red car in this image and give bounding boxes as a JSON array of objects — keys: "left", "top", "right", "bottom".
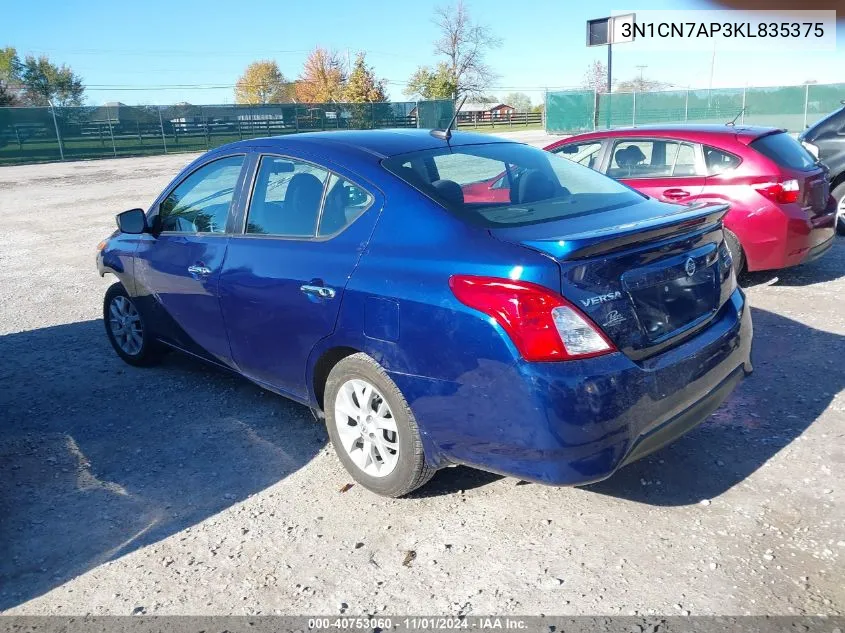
[{"left": 540, "top": 125, "right": 837, "bottom": 273}]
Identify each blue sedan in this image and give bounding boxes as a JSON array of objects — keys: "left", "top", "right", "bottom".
[{"left": 97, "top": 129, "right": 753, "bottom": 497}]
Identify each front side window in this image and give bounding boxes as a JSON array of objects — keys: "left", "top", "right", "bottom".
[
  {"left": 554, "top": 141, "right": 603, "bottom": 170},
  {"left": 383, "top": 142, "right": 644, "bottom": 228},
  {"left": 608, "top": 139, "right": 702, "bottom": 178},
  {"left": 246, "top": 156, "right": 329, "bottom": 236},
  {"left": 158, "top": 155, "right": 244, "bottom": 233}
]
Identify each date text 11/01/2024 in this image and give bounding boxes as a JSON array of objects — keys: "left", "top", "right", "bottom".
[{"left": 307, "top": 617, "right": 528, "bottom": 630}]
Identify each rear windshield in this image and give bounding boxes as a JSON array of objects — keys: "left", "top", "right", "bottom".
[
  {"left": 382, "top": 142, "right": 644, "bottom": 228},
  {"left": 750, "top": 132, "right": 816, "bottom": 171}
]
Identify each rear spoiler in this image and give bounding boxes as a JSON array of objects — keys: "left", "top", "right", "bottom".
[{"left": 526, "top": 203, "right": 730, "bottom": 260}]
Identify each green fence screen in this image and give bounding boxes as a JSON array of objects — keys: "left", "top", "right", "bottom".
[
  {"left": 546, "top": 82, "right": 845, "bottom": 134},
  {"left": 0, "top": 99, "right": 454, "bottom": 166},
  {"left": 545, "top": 90, "right": 595, "bottom": 134}
]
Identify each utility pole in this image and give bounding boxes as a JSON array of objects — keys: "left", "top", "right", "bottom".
[{"left": 636, "top": 64, "right": 647, "bottom": 88}]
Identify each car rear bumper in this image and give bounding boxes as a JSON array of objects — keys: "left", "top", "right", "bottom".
[
  {"left": 742, "top": 199, "right": 836, "bottom": 271},
  {"left": 390, "top": 289, "right": 752, "bottom": 486}
]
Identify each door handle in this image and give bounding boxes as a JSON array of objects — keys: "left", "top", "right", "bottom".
[
  {"left": 663, "top": 188, "right": 690, "bottom": 200},
  {"left": 187, "top": 264, "right": 212, "bottom": 277},
  {"left": 300, "top": 284, "right": 336, "bottom": 299}
]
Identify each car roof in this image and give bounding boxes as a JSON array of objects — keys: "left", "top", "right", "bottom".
[
  {"left": 214, "top": 129, "right": 511, "bottom": 161},
  {"left": 558, "top": 124, "right": 781, "bottom": 145}
]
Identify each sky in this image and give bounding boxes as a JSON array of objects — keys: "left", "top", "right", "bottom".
[{"left": 2, "top": 0, "right": 844, "bottom": 106}]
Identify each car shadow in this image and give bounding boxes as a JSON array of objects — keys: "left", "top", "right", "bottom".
[
  {"left": 2, "top": 303, "right": 842, "bottom": 606},
  {"left": 585, "top": 306, "right": 844, "bottom": 505},
  {"left": 741, "top": 236, "right": 844, "bottom": 288},
  {"left": 0, "top": 320, "right": 326, "bottom": 612}
]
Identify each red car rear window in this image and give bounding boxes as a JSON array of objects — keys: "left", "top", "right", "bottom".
[{"left": 750, "top": 132, "right": 816, "bottom": 171}]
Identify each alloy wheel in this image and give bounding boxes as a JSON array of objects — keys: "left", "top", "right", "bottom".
[
  {"left": 108, "top": 295, "right": 143, "bottom": 356},
  {"left": 334, "top": 378, "right": 400, "bottom": 477}
]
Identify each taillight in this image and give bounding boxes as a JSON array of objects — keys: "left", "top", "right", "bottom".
[
  {"left": 755, "top": 179, "right": 800, "bottom": 204},
  {"left": 448, "top": 275, "right": 615, "bottom": 362}
]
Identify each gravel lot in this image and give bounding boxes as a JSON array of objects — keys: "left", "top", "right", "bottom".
[{"left": 1, "top": 131, "right": 843, "bottom": 616}]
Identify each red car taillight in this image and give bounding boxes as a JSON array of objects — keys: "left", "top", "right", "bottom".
[
  {"left": 448, "top": 275, "right": 616, "bottom": 362},
  {"left": 755, "top": 179, "right": 800, "bottom": 204}
]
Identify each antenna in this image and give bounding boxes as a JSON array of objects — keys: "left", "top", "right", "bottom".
[
  {"left": 726, "top": 107, "right": 746, "bottom": 127},
  {"left": 430, "top": 96, "right": 467, "bottom": 141}
]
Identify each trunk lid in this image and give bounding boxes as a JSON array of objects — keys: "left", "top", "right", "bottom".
[{"left": 490, "top": 199, "right": 734, "bottom": 360}]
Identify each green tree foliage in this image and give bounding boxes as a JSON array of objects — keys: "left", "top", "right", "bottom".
[
  {"left": 503, "top": 92, "right": 531, "bottom": 111},
  {"left": 235, "top": 60, "right": 294, "bottom": 104},
  {"left": 0, "top": 47, "right": 22, "bottom": 82},
  {"left": 20, "top": 55, "right": 85, "bottom": 106},
  {"left": 343, "top": 53, "right": 387, "bottom": 103},
  {"left": 405, "top": 62, "right": 458, "bottom": 100},
  {"left": 0, "top": 47, "right": 22, "bottom": 105}
]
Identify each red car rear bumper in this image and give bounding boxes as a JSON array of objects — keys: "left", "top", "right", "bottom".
[{"left": 737, "top": 197, "right": 837, "bottom": 272}]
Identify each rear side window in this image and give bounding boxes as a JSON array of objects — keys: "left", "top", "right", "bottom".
[
  {"left": 703, "top": 146, "right": 741, "bottom": 175},
  {"left": 318, "top": 175, "right": 374, "bottom": 236},
  {"left": 246, "top": 156, "right": 329, "bottom": 236},
  {"left": 750, "top": 132, "right": 816, "bottom": 171},
  {"left": 608, "top": 139, "right": 702, "bottom": 178}
]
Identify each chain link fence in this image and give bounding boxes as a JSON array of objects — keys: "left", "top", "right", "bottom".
[
  {"left": 546, "top": 82, "right": 845, "bottom": 134},
  {"left": 0, "top": 100, "right": 455, "bottom": 166}
]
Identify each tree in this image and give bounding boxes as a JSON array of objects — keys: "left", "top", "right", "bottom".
[
  {"left": 503, "top": 92, "right": 531, "bottom": 112},
  {"left": 615, "top": 76, "right": 670, "bottom": 92},
  {"left": 532, "top": 102, "right": 545, "bottom": 114},
  {"left": 343, "top": 52, "right": 387, "bottom": 103},
  {"left": 430, "top": 0, "right": 501, "bottom": 98},
  {"left": 20, "top": 55, "right": 84, "bottom": 106},
  {"left": 468, "top": 94, "right": 497, "bottom": 103},
  {"left": 0, "top": 47, "right": 22, "bottom": 83},
  {"left": 0, "top": 81, "right": 17, "bottom": 106},
  {"left": 0, "top": 47, "right": 22, "bottom": 105},
  {"left": 235, "top": 60, "right": 294, "bottom": 104},
  {"left": 582, "top": 61, "right": 609, "bottom": 94},
  {"left": 404, "top": 62, "right": 458, "bottom": 100},
  {"left": 295, "top": 47, "right": 347, "bottom": 103}
]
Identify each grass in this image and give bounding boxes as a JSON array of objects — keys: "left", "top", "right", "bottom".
[{"left": 456, "top": 123, "right": 545, "bottom": 134}]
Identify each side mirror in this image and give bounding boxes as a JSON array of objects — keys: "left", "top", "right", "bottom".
[{"left": 116, "top": 208, "right": 147, "bottom": 234}]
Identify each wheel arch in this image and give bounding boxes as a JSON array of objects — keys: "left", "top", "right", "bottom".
[{"left": 309, "top": 345, "right": 362, "bottom": 411}]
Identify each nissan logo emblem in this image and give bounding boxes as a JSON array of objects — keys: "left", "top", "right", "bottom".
[{"left": 685, "top": 257, "right": 697, "bottom": 277}]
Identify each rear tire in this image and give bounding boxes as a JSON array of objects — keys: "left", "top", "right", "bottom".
[
  {"left": 832, "top": 182, "right": 845, "bottom": 236},
  {"left": 324, "top": 353, "right": 436, "bottom": 497},
  {"left": 103, "top": 282, "right": 162, "bottom": 367},
  {"left": 724, "top": 229, "right": 745, "bottom": 276}
]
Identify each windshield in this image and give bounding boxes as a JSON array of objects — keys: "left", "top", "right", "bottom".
[{"left": 382, "top": 142, "right": 644, "bottom": 228}]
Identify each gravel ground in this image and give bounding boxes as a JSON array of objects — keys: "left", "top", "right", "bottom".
[{"left": 0, "top": 133, "right": 843, "bottom": 617}]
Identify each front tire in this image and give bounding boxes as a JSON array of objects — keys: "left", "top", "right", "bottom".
[
  {"left": 832, "top": 182, "right": 845, "bottom": 236},
  {"left": 324, "top": 353, "right": 436, "bottom": 497},
  {"left": 103, "top": 282, "right": 162, "bottom": 367}
]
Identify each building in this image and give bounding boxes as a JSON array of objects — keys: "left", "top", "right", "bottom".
[{"left": 458, "top": 102, "right": 516, "bottom": 122}]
